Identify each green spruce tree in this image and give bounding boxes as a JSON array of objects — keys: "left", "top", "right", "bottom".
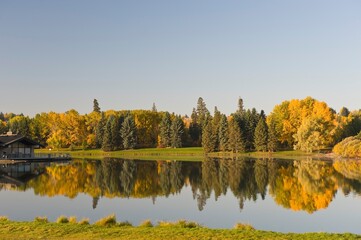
[
  {"left": 93, "top": 99, "right": 101, "bottom": 113},
  {"left": 228, "top": 118, "right": 245, "bottom": 153},
  {"left": 159, "top": 112, "right": 172, "bottom": 147},
  {"left": 111, "top": 115, "right": 122, "bottom": 150},
  {"left": 102, "top": 116, "right": 113, "bottom": 151},
  {"left": 218, "top": 114, "right": 229, "bottom": 152},
  {"left": 95, "top": 112, "right": 106, "bottom": 148},
  {"left": 267, "top": 121, "right": 278, "bottom": 152},
  {"left": 121, "top": 113, "right": 137, "bottom": 149},
  {"left": 202, "top": 115, "right": 216, "bottom": 153},
  {"left": 254, "top": 117, "right": 268, "bottom": 152},
  {"left": 170, "top": 115, "right": 184, "bottom": 148}
]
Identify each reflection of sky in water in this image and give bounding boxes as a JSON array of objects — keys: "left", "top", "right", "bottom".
[{"left": 1, "top": 186, "right": 361, "bottom": 233}]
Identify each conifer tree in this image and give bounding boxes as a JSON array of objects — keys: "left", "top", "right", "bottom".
[
  {"left": 95, "top": 112, "right": 106, "bottom": 148},
  {"left": 189, "top": 108, "right": 201, "bottom": 146},
  {"left": 212, "top": 107, "right": 222, "bottom": 151},
  {"left": 228, "top": 118, "right": 245, "bottom": 153},
  {"left": 170, "top": 115, "right": 184, "bottom": 148},
  {"left": 121, "top": 113, "right": 137, "bottom": 149},
  {"left": 267, "top": 122, "right": 278, "bottom": 152},
  {"left": 254, "top": 117, "right": 268, "bottom": 152},
  {"left": 196, "top": 97, "right": 209, "bottom": 128},
  {"left": 159, "top": 112, "right": 172, "bottom": 147},
  {"left": 218, "top": 114, "right": 229, "bottom": 152},
  {"left": 111, "top": 115, "right": 122, "bottom": 150},
  {"left": 93, "top": 99, "right": 101, "bottom": 113},
  {"left": 102, "top": 116, "right": 113, "bottom": 151},
  {"left": 202, "top": 115, "right": 216, "bottom": 153}
]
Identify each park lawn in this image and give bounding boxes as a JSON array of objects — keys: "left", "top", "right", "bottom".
[
  {"left": 0, "top": 220, "right": 359, "bottom": 240},
  {"left": 36, "top": 147, "right": 326, "bottom": 161}
]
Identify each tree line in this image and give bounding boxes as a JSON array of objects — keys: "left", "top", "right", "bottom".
[{"left": 1, "top": 97, "right": 361, "bottom": 153}]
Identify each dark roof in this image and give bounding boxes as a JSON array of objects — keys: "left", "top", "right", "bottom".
[{"left": 0, "top": 134, "right": 42, "bottom": 148}]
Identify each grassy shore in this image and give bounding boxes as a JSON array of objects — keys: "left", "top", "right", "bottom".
[
  {"left": 0, "top": 217, "right": 358, "bottom": 240},
  {"left": 36, "top": 147, "right": 329, "bottom": 161}
]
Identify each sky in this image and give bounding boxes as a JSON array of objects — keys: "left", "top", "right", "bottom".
[{"left": 1, "top": 0, "right": 360, "bottom": 117}]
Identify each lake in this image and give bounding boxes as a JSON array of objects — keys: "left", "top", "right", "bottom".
[{"left": 1, "top": 157, "right": 361, "bottom": 233}]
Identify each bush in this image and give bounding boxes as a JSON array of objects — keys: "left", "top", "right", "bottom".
[
  {"left": 95, "top": 214, "right": 117, "bottom": 226},
  {"left": 56, "top": 215, "right": 69, "bottom": 224},
  {"left": 34, "top": 216, "right": 48, "bottom": 223},
  {"left": 117, "top": 221, "right": 133, "bottom": 227},
  {"left": 234, "top": 223, "right": 255, "bottom": 230},
  {"left": 0, "top": 216, "right": 9, "bottom": 222},
  {"left": 139, "top": 219, "right": 153, "bottom": 227},
  {"left": 78, "top": 218, "right": 90, "bottom": 225},
  {"left": 158, "top": 220, "right": 200, "bottom": 228},
  {"left": 69, "top": 216, "right": 77, "bottom": 224}
]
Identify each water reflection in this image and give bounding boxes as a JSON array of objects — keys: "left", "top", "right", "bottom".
[{"left": 2, "top": 158, "right": 361, "bottom": 213}]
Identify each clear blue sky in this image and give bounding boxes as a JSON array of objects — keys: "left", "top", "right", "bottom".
[{"left": 1, "top": 0, "right": 360, "bottom": 116}]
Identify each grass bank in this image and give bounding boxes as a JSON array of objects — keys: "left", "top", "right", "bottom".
[
  {"left": 36, "top": 147, "right": 330, "bottom": 161},
  {"left": 0, "top": 217, "right": 358, "bottom": 240}
]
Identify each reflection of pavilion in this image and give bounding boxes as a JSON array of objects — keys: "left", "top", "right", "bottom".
[{"left": 0, "top": 162, "right": 57, "bottom": 189}]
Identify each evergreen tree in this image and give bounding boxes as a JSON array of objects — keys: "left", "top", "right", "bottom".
[
  {"left": 159, "top": 112, "right": 172, "bottom": 147},
  {"left": 267, "top": 121, "right": 278, "bottom": 152},
  {"left": 202, "top": 115, "right": 216, "bottom": 153},
  {"left": 196, "top": 97, "right": 209, "bottom": 128},
  {"left": 237, "top": 97, "right": 245, "bottom": 115},
  {"left": 254, "top": 117, "right": 268, "bottom": 152},
  {"left": 121, "top": 114, "right": 137, "bottom": 149},
  {"left": 218, "top": 114, "right": 229, "bottom": 152},
  {"left": 152, "top": 103, "right": 157, "bottom": 112},
  {"left": 93, "top": 99, "right": 101, "bottom": 113},
  {"left": 95, "top": 112, "right": 106, "bottom": 148},
  {"left": 111, "top": 115, "right": 122, "bottom": 150},
  {"left": 102, "top": 116, "right": 113, "bottom": 151},
  {"left": 170, "top": 115, "right": 184, "bottom": 148},
  {"left": 228, "top": 118, "right": 245, "bottom": 153},
  {"left": 189, "top": 108, "right": 201, "bottom": 146},
  {"left": 212, "top": 107, "right": 222, "bottom": 151}
]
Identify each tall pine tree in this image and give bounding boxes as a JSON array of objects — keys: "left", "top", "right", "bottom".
[
  {"left": 121, "top": 113, "right": 137, "bottom": 149},
  {"left": 228, "top": 118, "right": 245, "bottom": 153},
  {"left": 102, "top": 116, "right": 113, "bottom": 151},
  {"left": 218, "top": 114, "right": 229, "bottom": 152},
  {"left": 93, "top": 99, "right": 101, "bottom": 113},
  {"left": 159, "top": 112, "right": 172, "bottom": 147},
  {"left": 254, "top": 117, "right": 268, "bottom": 152},
  {"left": 202, "top": 115, "right": 216, "bottom": 153},
  {"left": 170, "top": 115, "right": 184, "bottom": 148}
]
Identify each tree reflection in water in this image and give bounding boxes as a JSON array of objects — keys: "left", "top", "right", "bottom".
[{"left": 3, "top": 157, "right": 361, "bottom": 213}]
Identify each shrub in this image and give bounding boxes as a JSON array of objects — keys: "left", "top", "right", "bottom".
[
  {"left": 56, "top": 215, "right": 69, "bottom": 224},
  {"left": 117, "top": 221, "right": 133, "bottom": 227},
  {"left": 0, "top": 216, "right": 9, "bottom": 222},
  {"left": 34, "top": 216, "right": 48, "bottom": 223},
  {"left": 234, "top": 222, "right": 255, "bottom": 230},
  {"left": 95, "top": 214, "right": 117, "bottom": 226},
  {"left": 158, "top": 220, "right": 200, "bottom": 228},
  {"left": 139, "top": 219, "right": 153, "bottom": 227},
  {"left": 78, "top": 218, "right": 90, "bottom": 225},
  {"left": 69, "top": 216, "right": 77, "bottom": 224}
]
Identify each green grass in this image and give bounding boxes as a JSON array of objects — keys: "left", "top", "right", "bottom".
[
  {"left": 0, "top": 218, "right": 359, "bottom": 240},
  {"left": 36, "top": 147, "right": 332, "bottom": 161}
]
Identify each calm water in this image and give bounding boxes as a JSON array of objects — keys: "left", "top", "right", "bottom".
[{"left": 1, "top": 157, "right": 361, "bottom": 233}]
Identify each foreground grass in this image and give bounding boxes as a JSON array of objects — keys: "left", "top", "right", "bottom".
[
  {"left": 0, "top": 218, "right": 359, "bottom": 240},
  {"left": 36, "top": 147, "right": 328, "bottom": 161}
]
